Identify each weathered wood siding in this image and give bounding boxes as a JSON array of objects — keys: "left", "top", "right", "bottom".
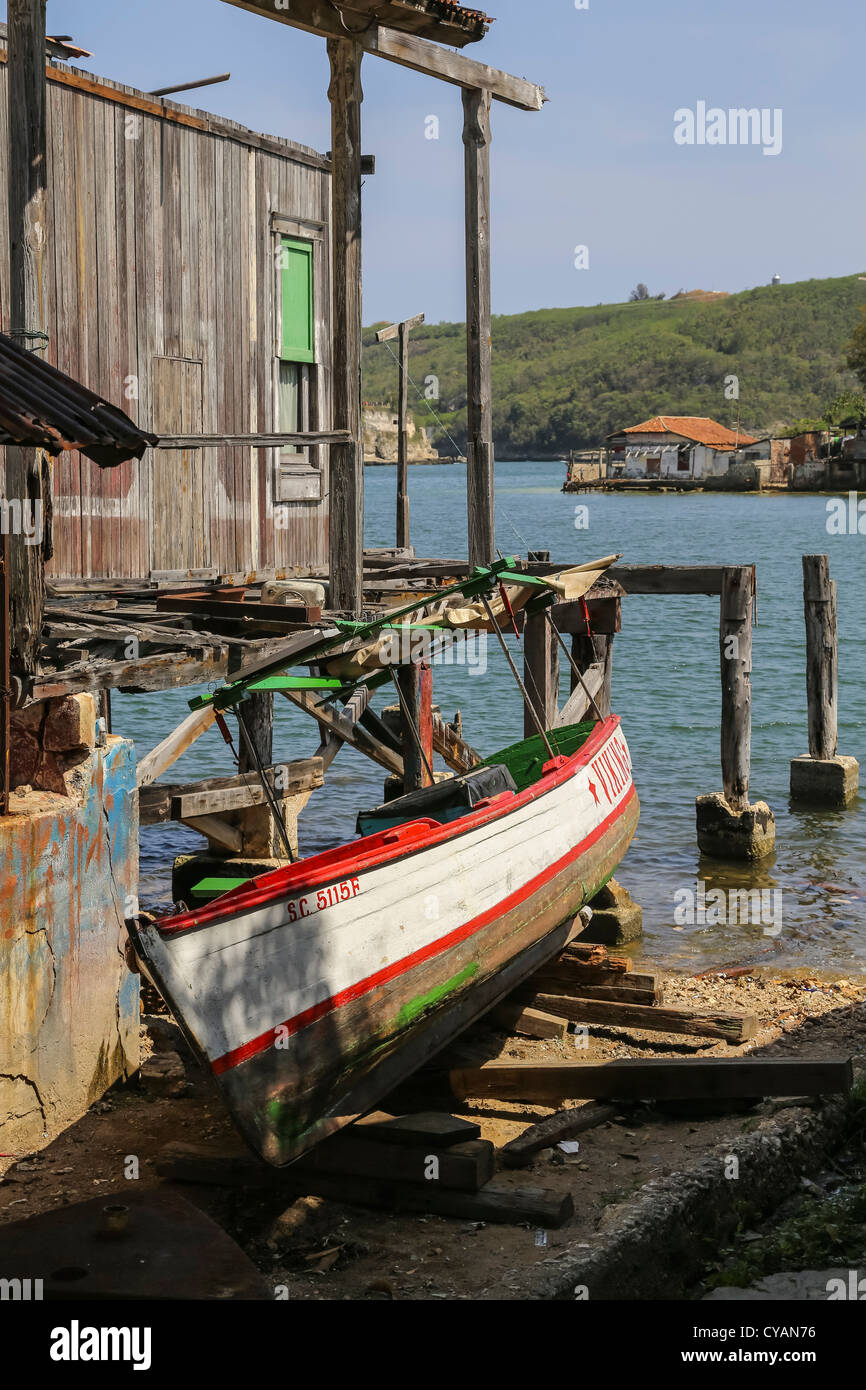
[{"left": 0, "top": 53, "right": 332, "bottom": 579}]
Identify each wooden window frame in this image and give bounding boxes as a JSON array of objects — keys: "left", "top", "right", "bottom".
[{"left": 271, "top": 214, "right": 326, "bottom": 504}]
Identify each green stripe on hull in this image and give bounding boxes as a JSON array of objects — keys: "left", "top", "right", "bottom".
[{"left": 395, "top": 962, "right": 479, "bottom": 1030}]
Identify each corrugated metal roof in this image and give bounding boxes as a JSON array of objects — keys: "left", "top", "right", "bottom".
[
  {"left": 0, "top": 331, "right": 157, "bottom": 466},
  {"left": 610, "top": 415, "right": 758, "bottom": 450}
]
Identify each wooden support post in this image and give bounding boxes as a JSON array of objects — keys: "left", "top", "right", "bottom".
[
  {"left": 237, "top": 690, "right": 274, "bottom": 774},
  {"left": 376, "top": 312, "right": 424, "bottom": 551},
  {"left": 523, "top": 609, "right": 559, "bottom": 738},
  {"left": 790, "top": 555, "right": 859, "bottom": 805},
  {"left": 0, "top": 534, "right": 9, "bottom": 816},
  {"left": 327, "top": 38, "right": 365, "bottom": 614},
  {"left": 802, "top": 554, "right": 837, "bottom": 760},
  {"left": 397, "top": 321, "right": 410, "bottom": 549},
  {"left": 6, "top": 0, "right": 48, "bottom": 675},
  {"left": 719, "top": 566, "right": 753, "bottom": 810},
  {"left": 397, "top": 661, "right": 434, "bottom": 791},
  {"left": 697, "top": 566, "right": 775, "bottom": 858},
  {"left": 463, "top": 88, "right": 494, "bottom": 567},
  {"left": 571, "top": 632, "right": 612, "bottom": 718}
]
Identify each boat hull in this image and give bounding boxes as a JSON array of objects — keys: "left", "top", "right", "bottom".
[{"left": 133, "top": 717, "right": 638, "bottom": 1165}]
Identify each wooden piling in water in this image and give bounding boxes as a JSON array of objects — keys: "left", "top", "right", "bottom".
[
  {"left": 790, "top": 554, "right": 859, "bottom": 806},
  {"left": 719, "top": 565, "right": 753, "bottom": 811},
  {"left": 696, "top": 565, "right": 775, "bottom": 859},
  {"left": 802, "top": 554, "right": 837, "bottom": 761}
]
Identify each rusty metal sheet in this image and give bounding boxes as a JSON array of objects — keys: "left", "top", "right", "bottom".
[
  {"left": 0, "top": 331, "right": 157, "bottom": 466},
  {"left": 0, "top": 1190, "right": 269, "bottom": 1299}
]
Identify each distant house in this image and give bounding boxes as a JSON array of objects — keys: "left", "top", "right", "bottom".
[{"left": 606, "top": 416, "right": 758, "bottom": 481}]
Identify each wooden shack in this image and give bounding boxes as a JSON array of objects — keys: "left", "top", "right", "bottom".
[{"left": 0, "top": 31, "right": 334, "bottom": 580}]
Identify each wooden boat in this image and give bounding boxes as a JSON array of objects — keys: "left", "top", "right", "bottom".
[{"left": 129, "top": 715, "right": 639, "bottom": 1166}]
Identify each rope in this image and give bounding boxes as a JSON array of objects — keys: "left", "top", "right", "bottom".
[{"left": 9, "top": 329, "right": 49, "bottom": 352}]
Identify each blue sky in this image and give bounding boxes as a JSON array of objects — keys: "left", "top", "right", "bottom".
[{"left": 8, "top": 0, "right": 866, "bottom": 321}]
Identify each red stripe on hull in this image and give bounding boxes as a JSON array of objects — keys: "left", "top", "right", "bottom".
[
  {"left": 156, "top": 716, "right": 625, "bottom": 938},
  {"left": 211, "top": 785, "right": 637, "bottom": 1077}
]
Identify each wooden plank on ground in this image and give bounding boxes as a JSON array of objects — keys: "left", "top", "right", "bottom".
[
  {"left": 445, "top": 1057, "right": 853, "bottom": 1104},
  {"left": 352, "top": 1112, "right": 481, "bottom": 1147},
  {"left": 530, "top": 995, "right": 757, "bottom": 1043},
  {"left": 489, "top": 1002, "right": 568, "bottom": 1040},
  {"left": 501, "top": 1103, "right": 618, "bottom": 1168},
  {"left": 293, "top": 1137, "right": 493, "bottom": 1193},
  {"left": 528, "top": 961, "right": 636, "bottom": 995},
  {"left": 520, "top": 980, "right": 660, "bottom": 1006},
  {"left": 155, "top": 1142, "right": 572, "bottom": 1226}
]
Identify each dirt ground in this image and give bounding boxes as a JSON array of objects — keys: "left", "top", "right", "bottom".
[{"left": 1, "top": 966, "right": 864, "bottom": 1300}]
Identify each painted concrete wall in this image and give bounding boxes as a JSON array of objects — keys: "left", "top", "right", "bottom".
[{"left": 0, "top": 736, "right": 139, "bottom": 1156}]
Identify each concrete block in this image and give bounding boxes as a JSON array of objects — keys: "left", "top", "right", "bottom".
[
  {"left": 578, "top": 877, "right": 643, "bottom": 945},
  {"left": 43, "top": 693, "right": 96, "bottom": 753},
  {"left": 696, "top": 793, "right": 776, "bottom": 861},
  {"left": 790, "top": 754, "right": 859, "bottom": 808}
]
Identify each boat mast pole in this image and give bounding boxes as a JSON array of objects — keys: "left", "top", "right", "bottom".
[
  {"left": 542, "top": 608, "right": 605, "bottom": 723},
  {"left": 479, "top": 596, "right": 556, "bottom": 760}
]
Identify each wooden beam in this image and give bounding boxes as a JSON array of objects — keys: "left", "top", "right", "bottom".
[
  {"left": 221, "top": 5, "right": 545, "bottom": 110},
  {"left": 6, "top": 0, "right": 47, "bottom": 675},
  {"left": 376, "top": 312, "right": 425, "bottom": 343},
  {"left": 488, "top": 1002, "right": 568, "bottom": 1041},
  {"left": 463, "top": 87, "right": 494, "bottom": 567},
  {"left": 447, "top": 1057, "right": 854, "bottom": 1105},
  {"left": 572, "top": 633, "right": 612, "bottom": 718},
  {"left": 802, "top": 554, "right": 838, "bottom": 761},
  {"left": 181, "top": 814, "right": 243, "bottom": 853},
  {"left": 555, "top": 661, "right": 604, "bottom": 728},
  {"left": 33, "top": 648, "right": 229, "bottom": 699},
  {"left": 139, "top": 760, "right": 324, "bottom": 826},
  {"left": 136, "top": 707, "right": 217, "bottom": 787},
  {"left": 328, "top": 39, "right": 365, "bottom": 614},
  {"left": 155, "top": 431, "right": 351, "bottom": 448},
  {"left": 156, "top": 1140, "right": 573, "bottom": 1225},
  {"left": 531, "top": 994, "right": 758, "bottom": 1044},
  {"left": 369, "top": 28, "right": 545, "bottom": 111},
  {"left": 281, "top": 688, "right": 404, "bottom": 777},
  {"left": 431, "top": 710, "right": 480, "bottom": 773}
]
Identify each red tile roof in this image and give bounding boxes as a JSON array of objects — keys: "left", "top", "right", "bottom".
[{"left": 611, "top": 415, "right": 758, "bottom": 450}]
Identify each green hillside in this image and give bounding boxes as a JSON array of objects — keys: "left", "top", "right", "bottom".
[{"left": 362, "top": 274, "right": 866, "bottom": 459}]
